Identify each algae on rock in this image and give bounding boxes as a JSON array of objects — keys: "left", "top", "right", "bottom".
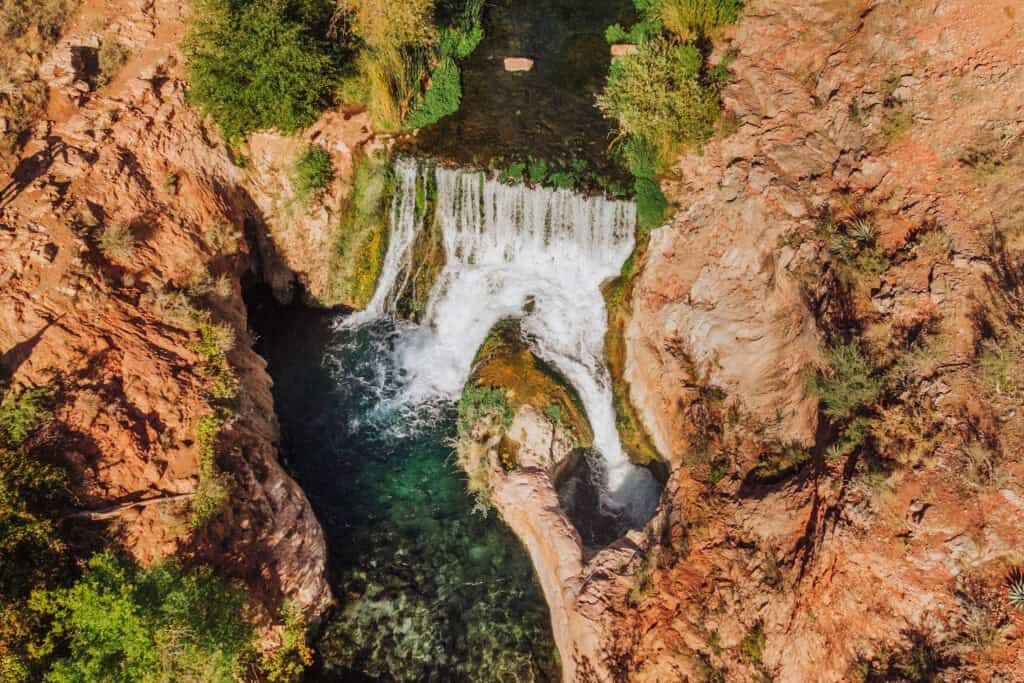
[
  {"left": 602, "top": 235, "right": 662, "bottom": 465},
  {"left": 324, "top": 152, "right": 393, "bottom": 309}
]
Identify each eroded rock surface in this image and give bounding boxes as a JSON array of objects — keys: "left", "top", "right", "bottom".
[{"left": 0, "top": 0, "right": 375, "bottom": 628}]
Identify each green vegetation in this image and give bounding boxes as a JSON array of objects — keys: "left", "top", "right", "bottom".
[
  {"left": 290, "top": 145, "right": 334, "bottom": 207},
  {"left": 741, "top": 622, "right": 766, "bottom": 665},
  {"left": 976, "top": 325, "right": 1024, "bottom": 412},
  {"left": 0, "top": 384, "right": 70, "bottom": 681},
  {"left": 0, "top": 386, "right": 53, "bottom": 446},
  {"left": 261, "top": 603, "right": 314, "bottom": 683},
  {"left": 97, "top": 223, "right": 136, "bottom": 262},
  {"left": 404, "top": 57, "right": 463, "bottom": 129},
  {"left": 599, "top": 40, "right": 721, "bottom": 155},
  {"left": 457, "top": 385, "right": 513, "bottom": 438},
  {"left": 1009, "top": 570, "right": 1024, "bottom": 611},
  {"left": 190, "top": 322, "right": 239, "bottom": 528},
  {"left": 822, "top": 217, "right": 890, "bottom": 288},
  {"left": 31, "top": 552, "right": 255, "bottom": 682},
  {"left": 338, "top": 0, "right": 484, "bottom": 130},
  {"left": 95, "top": 37, "right": 129, "bottom": 88},
  {"left": 659, "top": 0, "right": 743, "bottom": 40},
  {"left": 324, "top": 152, "right": 392, "bottom": 308},
  {"left": 184, "top": 0, "right": 340, "bottom": 140},
  {"left": 804, "top": 342, "right": 883, "bottom": 421},
  {"left": 599, "top": 0, "right": 742, "bottom": 233}
]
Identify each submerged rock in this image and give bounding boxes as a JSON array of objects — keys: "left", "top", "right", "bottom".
[{"left": 504, "top": 57, "right": 535, "bottom": 72}]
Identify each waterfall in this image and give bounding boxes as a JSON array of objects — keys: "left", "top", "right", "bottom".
[{"left": 345, "top": 157, "right": 660, "bottom": 529}]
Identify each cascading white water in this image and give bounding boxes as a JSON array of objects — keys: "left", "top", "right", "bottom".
[{"left": 345, "top": 157, "right": 660, "bottom": 528}]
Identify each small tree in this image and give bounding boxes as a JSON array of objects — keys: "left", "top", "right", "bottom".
[
  {"left": 184, "top": 0, "right": 339, "bottom": 140},
  {"left": 31, "top": 552, "right": 255, "bottom": 682}
]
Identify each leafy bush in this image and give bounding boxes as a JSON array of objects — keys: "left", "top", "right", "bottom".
[
  {"left": 31, "top": 552, "right": 255, "bottom": 682},
  {"left": 404, "top": 57, "right": 462, "bottom": 130},
  {"left": 804, "top": 343, "right": 883, "bottom": 421},
  {"left": 528, "top": 157, "right": 550, "bottom": 184},
  {"left": 184, "top": 0, "right": 340, "bottom": 140},
  {"left": 499, "top": 162, "right": 526, "bottom": 184},
  {"left": 0, "top": 386, "right": 53, "bottom": 447},
  {"left": 457, "top": 385, "right": 513, "bottom": 437},
  {"left": 97, "top": 223, "right": 136, "bottom": 262},
  {"left": 0, "top": 384, "right": 70, "bottom": 681},
  {"left": 290, "top": 145, "right": 334, "bottom": 206},
  {"left": 599, "top": 39, "right": 720, "bottom": 158}
]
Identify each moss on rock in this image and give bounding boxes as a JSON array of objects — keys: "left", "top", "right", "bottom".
[
  {"left": 323, "top": 152, "right": 392, "bottom": 309},
  {"left": 467, "top": 320, "right": 593, "bottom": 449},
  {"left": 602, "top": 234, "right": 662, "bottom": 465}
]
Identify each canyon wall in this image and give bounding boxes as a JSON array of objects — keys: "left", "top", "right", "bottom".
[
  {"left": 617, "top": 0, "right": 1024, "bottom": 680},
  {"left": 0, "top": 0, "right": 374, "bottom": 627}
]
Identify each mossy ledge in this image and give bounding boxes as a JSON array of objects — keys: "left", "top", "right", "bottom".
[
  {"left": 603, "top": 233, "right": 662, "bottom": 465},
  {"left": 468, "top": 319, "right": 594, "bottom": 449},
  {"left": 322, "top": 151, "right": 393, "bottom": 309}
]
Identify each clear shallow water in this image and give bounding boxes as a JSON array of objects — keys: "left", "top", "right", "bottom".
[{"left": 249, "top": 295, "right": 558, "bottom": 682}]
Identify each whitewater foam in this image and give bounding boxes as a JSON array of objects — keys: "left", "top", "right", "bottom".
[{"left": 341, "top": 157, "right": 660, "bottom": 529}]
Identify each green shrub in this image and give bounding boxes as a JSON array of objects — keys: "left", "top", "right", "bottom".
[
  {"left": 97, "top": 223, "right": 136, "bottom": 262},
  {"left": 659, "top": 0, "right": 743, "bottom": 40},
  {"left": 0, "top": 386, "right": 53, "bottom": 447},
  {"left": 804, "top": 343, "right": 884, "bottom": 421},
  {"left": 598, "top": 39, "right": 720, "bottom": 157},
  {"left": 31, "top": 552, "right": 255, "bottom": 682},
  {"left": 457, "top": 385, "right": 514, "bottom": 437},
  {"left": 619, "top": 135, "right": 659, "bottom": 179},
  {"left": 543, "top": 403, "right": 563, "bottom": 424},
  {"left": 184, "top": 0, "right": 339, "bottom": 140},
  {"left": 528, "top": 157, "right": 550, "bottom": 184},
  {"left": 290, "top": 145, "right": 334, "bottom": 206},
  {"left": 404, "top": 58, "right": 462, "bottom": 130},
  {"left": 190, "top": 414, "right": 229, "bottom": 528},
  {"left": 95, "top": 38, "right": 129, "bottom": 88},
  {"left": 499, "top": 162, "right": 526, "bottom": 184},
  {"left": 261, "top": 603, "right": 313, "bottom": 683},
  {"left": 635, "top": 177, "right": 668, "bottom": 233}
]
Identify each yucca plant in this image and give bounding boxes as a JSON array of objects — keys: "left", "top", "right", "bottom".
[{"left": 1009, "top": 569, "right": 1024, "bottom": 611}]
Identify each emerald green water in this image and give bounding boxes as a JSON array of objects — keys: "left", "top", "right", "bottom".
[{"left": 249, "top": 294, "right": 557, "bottom": 682}]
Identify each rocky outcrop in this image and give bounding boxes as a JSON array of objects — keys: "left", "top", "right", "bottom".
[
  {"left": 616, "top": 0, "right": 1024, "bottom": 680},
  {"left": 461, "top": 405, "right": 652, "bottom": 682},
  {"left": 243, "top": 111, "right": 381, "bottom": 306},
  {"left": 0, "top": 0, "right": 375, "bottom": 625}
]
